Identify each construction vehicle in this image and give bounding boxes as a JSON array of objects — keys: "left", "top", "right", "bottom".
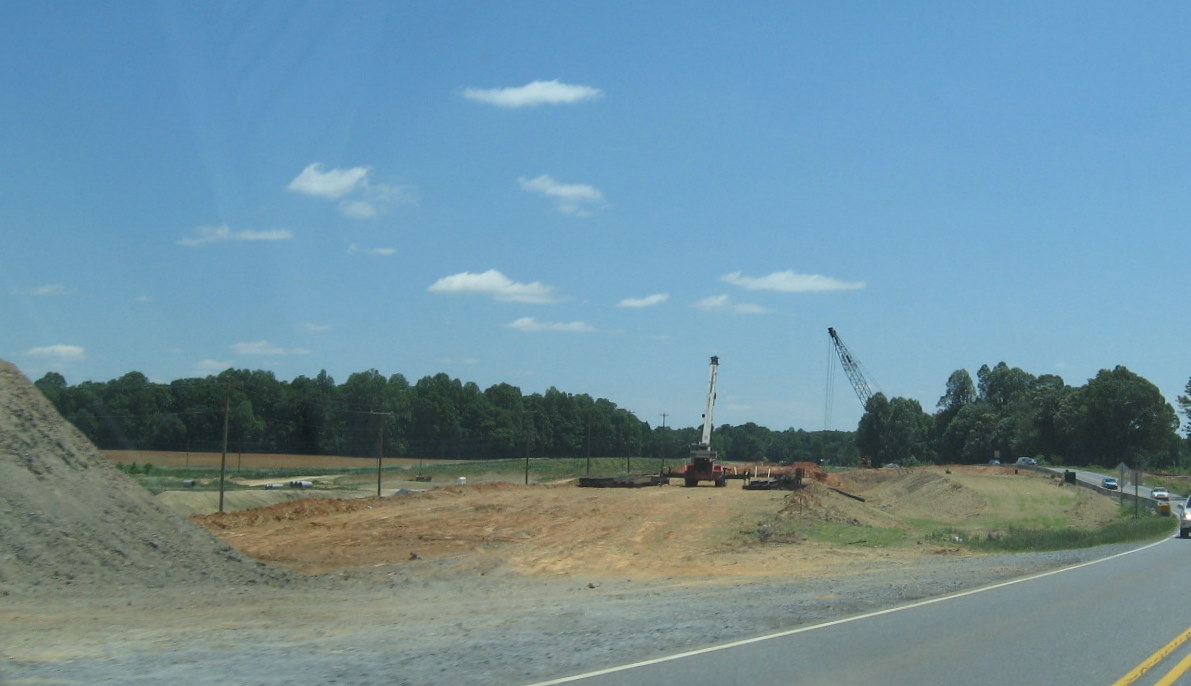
[
  {"left": 670, "top": 356, "right": 727, "bottom": 487},
  {"left": 828, "top": 327, "right": 880, "bottom": 467}
]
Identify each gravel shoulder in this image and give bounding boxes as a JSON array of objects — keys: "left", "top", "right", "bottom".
[{"left": 3, "top": 542, "right": 1149, "bottom": 686}]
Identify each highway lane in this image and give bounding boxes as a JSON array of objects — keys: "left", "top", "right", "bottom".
[
  {"left": 1050, "top": 466, "right": 1175, "bottom": 503},
  {"left": 528, "top": 533, "right": 1191, "bottom": 686}
]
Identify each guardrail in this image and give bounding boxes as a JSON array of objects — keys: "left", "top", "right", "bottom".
[{"left": 1031, "top": 466, "right": 1167, "bottom": 513}]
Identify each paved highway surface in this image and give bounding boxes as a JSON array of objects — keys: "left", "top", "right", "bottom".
[{"left": 529, "top": 531, "right": 1190, "bottom": 686}]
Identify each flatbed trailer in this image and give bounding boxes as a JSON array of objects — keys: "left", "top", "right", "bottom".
[{"left": 577, "top": 475, "right": 668, "bottom": 488}]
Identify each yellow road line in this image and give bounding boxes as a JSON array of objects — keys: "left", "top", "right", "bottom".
[
  {"left": 1155, "top": 648, "right": 1191, "bottom": 686},
  {"left": 1113, "top": 627, "right": 1191, "bottom": 686}
]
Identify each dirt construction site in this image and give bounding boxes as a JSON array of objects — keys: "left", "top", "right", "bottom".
[{"left": 0, "top": 359, "right": 1134, "bottom": 686}]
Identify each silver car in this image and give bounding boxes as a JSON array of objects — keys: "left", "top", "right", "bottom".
[{"left": 1182, "top": 497, "right": 1191, "bottom": 538}]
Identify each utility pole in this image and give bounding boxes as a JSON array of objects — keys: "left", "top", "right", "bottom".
[
  {"left": 523, "top": 408, "right": 538, "bottom": 485},
  {"left": 660, "top": 413, "right": 669, "bottom": 473},
  {"left": 218, "top": 378, "right": 232, "bottom": 514},
  {"left": 370, "top": 410, "right": 393, "bottom": 497},
  {"left": 586, "top": 410, "right": 592, "bottom": 475}
]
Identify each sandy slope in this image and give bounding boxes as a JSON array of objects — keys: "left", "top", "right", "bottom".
[{"left": 0, "top": 360, "right": 287, "bottom": 595}]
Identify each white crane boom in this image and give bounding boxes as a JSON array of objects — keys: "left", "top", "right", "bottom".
[
  {"left": 698, "top": 356, "right": 719, "bottom": 448},
  {"left": 671, "top": 355, "right": 726, "bottom": 487}
]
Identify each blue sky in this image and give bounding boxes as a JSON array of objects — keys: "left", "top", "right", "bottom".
[{"left": 3, "top": 2, "right": 1189, "bottom": 433}]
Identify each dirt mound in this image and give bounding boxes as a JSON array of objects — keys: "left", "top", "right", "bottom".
[
  {"left": 0, "top": 360, "right": 287, "bottom": 596},
  {"left": 779, "top": 482, "right": 907, "bottom": 529}
]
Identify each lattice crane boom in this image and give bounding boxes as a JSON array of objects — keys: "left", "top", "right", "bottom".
[{"left": 828, "top": 327, "right": 873, "bottom": 407}]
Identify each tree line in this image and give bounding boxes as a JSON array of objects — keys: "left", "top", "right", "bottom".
[
  {"left": 32, "top": 368, "right": 858, "bottom": 466},
  {"left": 856, "top": 363, "right": 1188, "bottom": 469}
]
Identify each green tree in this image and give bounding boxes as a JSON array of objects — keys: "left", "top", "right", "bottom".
[
  {"left": 34, "top": 371, "right": 68, "bottom": 406},
  {"left": 934, "top": 369, "right": 977, "bottom": 458},
  {"left": 1179, "top": 377, "right": 1191, "bottom": 439},
  {"left": 288, "top": 370, "right": 344, "bottom": 455},
  {"left": 939, "top": 404, "right": 998, "bottom": 463},
  {"left": 1066, "top": 366, "right": 1178, "bottom": 467},
  {"left": 938, "top": 369, "right": 977, "bottom": 413},
  {"left": 856, "top": 393, "right": 890, "bottom": 464},
  {"left": 857, "top": 394, "right": 932, "bottom": 465},
  {"left": 977, "top": 362, "right": 1036, "bottom": 409},
  {"left": 483, "top": 382, "right": 525, "bottom": 459}
]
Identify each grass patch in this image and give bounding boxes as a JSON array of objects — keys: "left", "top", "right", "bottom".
[
  {"left": 942, "top": 511, "right": 1175, "bottom": 552},
  {"left": 735, "top": 518, "right": 805, "bottom": 544},
  {"left": 398, "top": 456, "right": 673, "bottom": 480},
  {"left": 123, "top": 457, "right": 678, "bottom": 493},
  {"left": 804, "top": 522, "right": 907, "bottom": 547}
]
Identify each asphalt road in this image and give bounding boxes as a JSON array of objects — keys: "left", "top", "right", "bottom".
[
  {"left": 529, "top": 535, "right": 1191, "bottom": 686},
  {"left": 1053, "top": 466, "right": 1179, "bottom": 504}
]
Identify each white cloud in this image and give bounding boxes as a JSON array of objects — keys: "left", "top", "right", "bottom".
[
  {"left": 26, "top": 344, "right": 85, "bottom": 360},
  {"left": 339, "top": 200, "right": 377, "bottom": 219},
  {"left": 231, "top": 340, "right": 311, "bottom": 356},
  {"left": 287, "top": 163, "right": 370, "bottom": 199},
  {"left": 518, "top": 174, "right": 606, "bottom": 216},
  {"left": 720, "top": 269, "right": 865, "bottom": 292},
  {"left": 695, "top": 294, "right": 768, "bottom": 314},
  {"left": 136, "top": 295, "right": 151, "bottom": 303},
  {"left": 462, "top": 79, "right": 603, "bottom": 108},
  {"left": 289, "top": 163, "right": 413, "bottom": 219},
  {"left": 195, "top": 359, "right": 233, "bottom": 375},
  {"left": 428, "top": 269, "right": 563, "bottom": 304},
  {"left": 30, "top": 284, "right": 67, "bottom": 296},
  {"left": 177, "top": 224, "right": 293, "bottom": 247},
  {"left": 347, "top": 244, "right": 396, "bottom": 256},
  {"left": 506, "top": 317, "right": 595, "bottom": 333},
  {"left": 618, "top": 293, "right": 669, "bottom": 308},
  {"left": 297, "top": 322, "right": 331, "bottom": 333},
  {"left": 355, "top": 182, "right": 414, "bottom": 217}
]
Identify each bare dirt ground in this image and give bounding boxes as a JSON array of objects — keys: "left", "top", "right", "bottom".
[
  {"left": 0, "top": 359, "right": 1136, "bottom": 686},
  {"left": 192, "top": 464, "right": 1112, "bottom": 582}
]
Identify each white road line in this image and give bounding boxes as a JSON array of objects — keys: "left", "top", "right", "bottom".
[{"left": 524, "top": 537, "right": 1172, "bottom": 686}]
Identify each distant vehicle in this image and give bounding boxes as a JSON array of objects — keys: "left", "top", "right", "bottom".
[
  {"left": 1015, "top": 457, "right": 1037, "bottom": 466},
  {"left": 988, "top": 459, "right": 1001, "bottom": 465},
  {"left": 1181, "top": 497, "right": 1191, "bottom": 538},
  {"left": 882, "top": 463, "right": 901, "bottom": 469},
  {"left": 1102, "top": 477, "right": 1119, "bottom": 490},
  {"left": 1152, "top": 487, "right": 1169, "bottom": 501}
]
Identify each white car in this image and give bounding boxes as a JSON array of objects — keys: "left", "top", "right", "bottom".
[
  {"left": 1152, "top": 487, "right": 1169, "bottom": 501},
  {"left": 1182, "top": 497, "right": 1191, "bottom": 538}
]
